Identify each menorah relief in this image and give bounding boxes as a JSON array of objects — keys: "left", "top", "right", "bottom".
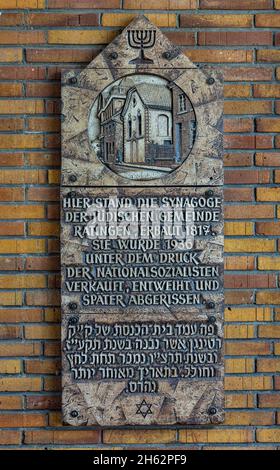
[{"left": 127, "top": 29, "right": 156, "bottom": 64}]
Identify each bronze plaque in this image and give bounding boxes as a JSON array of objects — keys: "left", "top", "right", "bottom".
[{"left": 61, "top": 16, "right": 224, "bottom": 426}]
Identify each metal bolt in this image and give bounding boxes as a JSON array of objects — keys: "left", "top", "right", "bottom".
[
  {"left": 163, "top": 51, "right": 172, "bottom": 59},
  {"left": 207, "top": 302, "right": 215, "bottom": 310},
  {"left": 205, "top": 190, "right": 214, "bottom": 198},
  {"left": 206, "top": 77, "right": 215, "bottom": 85},
  {"left": 208, "top": 406, "right": 217, "bottom": 415},
  {"left": 67, "top": 191, "right": 76, "bottom": 198},
  {"left": 69, "top": 174, "right": 77, "bottom": 183},
  {"left": 69, "top": 76, "right": 77, "bottom": 85},
  {"left": 208, "top": 316, "right": 216, "bottom": 324},
  {"left": 68, "top": 302, "right": 77, "bottom": 311},
  {"left": 70, "top": 410, "right": 79, "bottom": 418},
  {"left": 68, "top": 316, "right": 79, "bottom": 325},
  {"left": 109, "top": 52, "right": 118, "bottom": 60}
]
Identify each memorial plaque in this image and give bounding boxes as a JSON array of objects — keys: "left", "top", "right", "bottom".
[{"left": 61, "top": 16, "right": 224, "bottom": 426}]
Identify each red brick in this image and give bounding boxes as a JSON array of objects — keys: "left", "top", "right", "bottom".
[
  {"left": 225, "top": 135, "right": 271, "bottom": 150},
  {"left": 223, "top": 67, "right": 273, "bottom": 82},
  {"left": 225, "top": 274, "right": 276, "bottom": 289},
  {"left": 0, "top": 83, "right": 22, "bottom": 97},
  {"left": 276, "top": 101, "right": 280, "bottom": 114},
  {"left": 25, "top": 359, "right": 60, "bottom": 375},
  {"left": 257, "top": 359, "right": 280, "bottom": 373},
  {"left": 0, "top": 308, "right": 42, "bottom": 323},
  {"left": 224, "top": 153, "right": 253, "bottom": 166},
  {"left": 28, "top": 117, "right": 60, "bottom": 132},
  {"left": 44, "top": 342, "right": 60, "bottom": 356},
  {"left": 47, "top": 204, "right": 59, "bottom": 219},
  {"left": 225, "top": 291, "right": 253, "bottom": 305},
  {"left": 224, "top": 119, "right": 253, "bottom": 133},
  {"left": 27, "top": 13, "right": 98, "bottom": 26},
  {"left": 0, "top": 153, "right": 24, "bottom": 167},
  {"left": 225, "top": 170, "right": 270, "bottom": 184},
  {"left": 200, "top": 0, "right": 272, "bottom": 8},
  {"left": 0, "top": 431, "right": 20, "bottom": 445},
  {"left": 165, "top": 32, "right": 195, "bottom": 46},
  {"left": 224, "top": 188, "right": 254, "bottom": 202},
  {"left": 257, "top": 118, "right": 280, "bottom": 133},
  {"left": 224, "top": 256, "right": 255, "bottom": 270},
  {"left": 257, "top": 50, "right": 280, "bottom": 62},
  {"left": 256, "top": 14, "right": 280, "bottom": 27},
  {"left": 181, "top": 14, "right": 252, "bottom": 28},
  {"left": 225, "top": 101, "right": 272, "bottom": 115},
  {"left": 48, "top": 0, "right": 119, "bottom": 7},
  {"left": 226, "top": 341, "right": 271, "bottom": 355},
  {"left": 0, "top": 257, "right": 24, "bottom": 271},
  {"left": 256, "top": 153, "right": 280, "bottom": 167},
  {"left": 24, "top": 430, "right": 101, "bottom": 444},
  {"left": 26, "top": 152, "right": 60, "bottom": 167},
  {"left": 26, "top": 395, "right": 61, "bottom": 410},
  {"left": 0, "top": 66, "right": 45, "bottom": 80},
  {"left": 124, "top": 0, "right": 196, "bottom": 8},
  {"left": 0, "top": 188, "right": 24, "bottom": 201},
  {"left": 254, "top": 85, "right": 280, "bottom": 98},
  {"left": 256, "top": 222, "right": 280, "bottom": 236},
  {"left": 0, "top": 13, "right": 24, "bottom": 26},
  {"left": 26, "top": 256, "right": 59, "bottom": 271},
  {"left": 26, "top": 291, "right": 60, "bottom": 306},
  {"left": 0, "top": 326, "right": 21, "bottom": 340},
  {"left": 0, "top": 222, "right": 24, "bottom": 236},
  {"left": 258, "top": 394, "right": 280, "bottom": 408},
  {"left": 0, "top": 31, "right": 45, "bottom": 44},
  {"left": 26, "top": 83, "right": 60, "bottom": 98},
  {"left": 186, "top": 49, "right": 253, "bottom": 64},
  {"left": 225, "top": 205, "right": 274, "bottom": 219},
  {"left": 0, "top": 343, "right": 40, "bottom": 357},
  {"left": 0, "top": 118, "right": 24, "bottom": 131},
  {"left": 199, "top": 31, "right": 272, "bottom": 46},
  {"left": 27, "top": 187, "right": 59, "bottom": 201},
  {"left": 224, "top": 85, "right": 251, "bottom": 98},
  {"left": 0, "top": 413, "right": 46, "bottom": 428},
  {"left": 26, "top": 48, "right": 99, "bottom": 63}
]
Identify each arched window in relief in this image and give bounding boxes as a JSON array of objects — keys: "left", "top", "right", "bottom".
[
  {"left": 128, "top": 115, "right": 132, "bottom": 139},
  {"left": 137, "top": 110, "right": 142, "bottom": 137},
  {"left": 179, "top": 94, "right": 186, "bottom": 112},
  {"left": 158, "top": 114, "right": 169, "bottom": 137}
]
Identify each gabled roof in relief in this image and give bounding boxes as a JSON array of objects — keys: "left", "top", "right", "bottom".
[
  {"left": 127, "top": 83, "right": 172, "bottom": 110},
  {"left": 85, "top": 15, "right": 197, "bottom": 70}
]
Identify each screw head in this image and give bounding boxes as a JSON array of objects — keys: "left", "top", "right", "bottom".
[
  {"left": 205, "top": 190, "right": 214, "bottom": 198},
  {"left": 67, "top": 191, "right": 76, "bottom": 198},
  {"left": 68, "top": 302, "right": 77, "bottom": 311},
  {"left": 208, "top": 315, "right": 216, "bottom": 324},
  {"left": 163, "top": 51, "right": 172, "bottom": 59},
  {"left": 208, "top": 406, "right": 217, "bottom": 415},
  {"left": 207, "top": 302, "right": 215, "bottom": 310},
  {"left": 69, "top": 76, "right": 77, "bottom": 85},
  {"left": 69, "top": 174, "right": 77, "bottom": 183},
  {"left": 68, "top": 316, "right": 79, "bottom": 325},
  {"left": 206, "top": 77, "right": 215, "bottom": 85},
  {"left": 70, "top": 410, "right": 79, "bottom": 418},
  {"left": 109, "top": 52, "right": 118, "bottom": 60}
]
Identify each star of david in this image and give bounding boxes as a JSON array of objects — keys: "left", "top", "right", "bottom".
[{"left": 136, "top": 399, "right": 153, "bottom": 418}]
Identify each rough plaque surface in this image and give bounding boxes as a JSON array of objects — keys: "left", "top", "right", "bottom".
[{"left": 61, "top": 15, "right": 224, "bottom": 426}]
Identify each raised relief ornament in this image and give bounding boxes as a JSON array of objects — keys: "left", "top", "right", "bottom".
[{"left": 61, "top": 16, "right": 224, "bottom": 426}]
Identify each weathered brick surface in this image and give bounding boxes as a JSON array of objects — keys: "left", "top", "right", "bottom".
[{"left": 0, "top": 0, "right": 279, "bottom": 450}]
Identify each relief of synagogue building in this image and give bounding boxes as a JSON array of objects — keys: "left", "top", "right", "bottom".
[{"left": 95, "top": 75, "right": 196, "bottom": 175}]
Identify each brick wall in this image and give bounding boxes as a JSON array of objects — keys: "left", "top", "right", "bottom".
[{"left": 0, "top": 0, "right": 279, "bottom": 449}]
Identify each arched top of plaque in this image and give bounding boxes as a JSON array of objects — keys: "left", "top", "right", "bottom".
[{"left": 61, "top": 15, "right": 223, "bottom": 187}]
